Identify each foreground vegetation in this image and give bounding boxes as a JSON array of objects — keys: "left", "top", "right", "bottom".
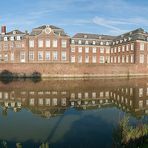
[{"left": 113, "top": 116, "right": 148, "bottom": 147}]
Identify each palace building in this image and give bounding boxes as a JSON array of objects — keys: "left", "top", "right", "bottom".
[
  {"left": 0, "top": 25, "right": 148, "bottom": 65},
  {"left": 0, "top": 25, "right": 148, "bottom": 77}
]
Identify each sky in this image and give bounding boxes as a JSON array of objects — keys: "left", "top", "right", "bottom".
[{"left": 0, "top": 0, "right": 148, "bottom": 36}]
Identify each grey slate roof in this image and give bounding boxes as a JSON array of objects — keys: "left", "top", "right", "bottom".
[
  {"left": 73, "top": 33, "right": 116, "bottom": 40},
  {"left": 6, "top": 30, "right": 26, "bottom": 35},
  {"left": 113, "top": 28, "right": 148, "bottom": 42},
  {"left": 34, "top": 25, "right": 62, "bottom": 30},
  {"left": 30, "top": 25, "right": 69, "bottom": 37}
]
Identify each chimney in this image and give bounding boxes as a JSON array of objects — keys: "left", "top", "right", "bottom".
[{"left": 1, "top": 26, "right": 6, "bottom": 35}]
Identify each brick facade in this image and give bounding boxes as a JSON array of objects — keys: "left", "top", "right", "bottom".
[{"left": 0, "top": 25, "right": 148, "bottom": 77}]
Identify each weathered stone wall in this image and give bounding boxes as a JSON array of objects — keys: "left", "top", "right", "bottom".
[{"left": 0, "top": 63, "right": 148, "bottom": 77}]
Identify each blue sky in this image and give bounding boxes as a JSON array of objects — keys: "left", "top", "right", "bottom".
[{"left": 0, "top": 0, "right": 148, "bottom": 36}]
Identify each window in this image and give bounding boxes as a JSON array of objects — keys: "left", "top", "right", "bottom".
[
  {"left": 78, "top": 55, "right": 82, "bottom": 63},
  {"left": 38, "top": 40, "right": 43, "bottom": 48},
  {"left": 71, "top": 47, "right": 75, "bottom": 52},
  {"left": 131, "top": 43, "right": 134, "bottom": 50},
  {"left": 71, "top": 40, "right": 75, "bottom": 44},
  {"left": 45, "top": 98, "right": 50, "bottom": 106},
  {"left": 4, "top": 54, "right": 8, "bottom": 61},
  {"left": 126, "top": 44, "right": 129, "bottom": 51},
  {"left": 85, "top": 47, "right": 89, "bottom": 53},
  {"left": 4, "top": 37, "right": 8, "bottom": 41},
  {"left": 118, "top": 47, "right": 121, "bottom": 52},
  {"left": 122, "top": 56, "right": 125, "bottom": 63},
  {"left": 46, "top": 39, "right": 50, "bottom": 47},
  {"left": 78, "top": 40, "right": 81, "bottom": 44},
  {"left": 114, "top": 56, "right": 117, "bottom": 63},
  {"left": 38, "top": 98, "right": 43, "bottom": 105},
  {"left": 62, "top": 40, "right": 67, "bottom": 48},
  {"left": 61, "top": 51, "right": 66, "bottom": 61},
  {"left": 100, "top": 56, "right": 104, "bottom": 63},
  {"left": 4, "top": 43, "right": 8, "bottom": 51},
  {"left": 29, "top": 51, "right": 34, "bottom": 61},
  {"left": 85, "top": 55, "right": 89, "bottom": 63},
  {"left": 53, "top": 39, "right": 57, "bottom": 47},
  {"left": 38, "top": 51, "right": 43, "bottom": 60},
  {"left": 126, "top": 55, "right": 129, "bottom": 63},
  {"left": 118, "top": 56, "right": 120, "bottom": 63},
  {"left": 11, "top": 52, "right": 14, "bottom": 61},
  {"left": 92, "top": 47, "right": 96, "bottom": 53},
  {"left": 114, "top": 47, "right": 117, "bottom": 53},
  {"left": 131, "top": 55, "right": 134, "bottom": 63},
  {"left": 140, "top": 43, "right": 144, "bottom": 51},
  {"left": 93, "top": 41, "right": 96, "bottom": 45},
  {"left": 10, "top": 36, "right": 14, "bottom": 41},
  {"left": 105, "top": 56, "right": 110, "bottom": 63},
  {"left": 140, "top": 54, "right": 144, "bottom": 63},
  {"left": 111, "top": 57, "right": 113, "bottom": 63},
  {"left": 53, "top": 51, "right": 58, "bottom": 60},
  {"left": 45, "top": 51, "right": 50, "bottom": 60},
  {"left": 71, "top": 56, "right": 75, "bottom": 63},
  {"left": 106, "top": 48, "right": 110, "bottom": 54},
  {"left": 100, "top": 48, "right": 104, "bottom": 53},
  {"left": 139, "top": 88, "right": 143, "bottom": 97},
  {"left": 29, "top": 40, "right": 34, "bottom": 48},
  {"left": 92, "top": 56, "right": 96, "bottom": 63},
  {"left": 85, "top": 40, "right": 88, "bottom": 45},
  {"left": 17, "top": 36, "right": 21, "bottom": 40},
  {"left": 122, "top": 45, "right": 125, "bottom": 52},
  {"left": 78, "top": 47, "right": 82, "bottom": 53},
  {"left": 20, "top": 52, "right": 25, "bottom": 62}
]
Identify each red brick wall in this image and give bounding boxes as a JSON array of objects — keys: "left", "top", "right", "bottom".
[{"left": 0, "top": 63, "right": 148, "bottom": 77}]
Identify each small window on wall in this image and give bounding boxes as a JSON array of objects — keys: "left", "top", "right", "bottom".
[
  {"left": 100, "top": 48, "right": 104, "bottom": 53},
  {"left": 53, "top": 39, "right": 58, "bottom": 48},
  {"left": 140, "top": 43, "right": 144, "bottom": 51},
  {"left": 71, "top": 47, "right": 75, "bottom": 52},
  {"left": 53, "top": 51, "right": 58, "bottom": 60},
  {"left": 45, "top": 51, "right": 50, "bottom": 60},
  {"left": 92, "top": 56, "right": 96, "bottom": 63},
  {"left": 100, "top": 56, "right": 104, "bottom": 63},
  {"left": 38, "top": 40, "right": 43, "bottom": 48},
  {"left": 131, "top": 43, "right": 134, "bottom": 50},
  {"left": 46, "top": 39, "right": 50, "bottom": 47},
  {"left": 106, "top": 48, "right": 110, "bottom": 54},
  {"left": 4, "top": 37, "right": 8, "bottom": 41},
  {"left": 17, "top": 36, "right": 21, "bottom": 40},
  {"left": 38, "top": 51, "right": 43, "bottom": 60},
  {"left": 140, "top": 54, "right": 144, "bottom": 63},
  {"left": 131, "top": 54, "right": 134, "bottom": 63},
  {"left": 29, "top": 51, "right": 34, "bottom": 61},
  {"left": 78, "top": 47, "right": 82, "bottom": 53},
  {"left": 29, "top": 40, "right": 34, "bottom": 48},
  {"left": 92, "top": 47, "right": 96, "bottom": 53},
  {"left": 71, "top": 56, "right": 75, "bottom": 63},
  {"left": 85, "top": 55, "right": 89, "bottom": 63},
  {"left": 85, "top": 47, "right": 89, "bottom": 53},
  {"left": 62, "top": 40, "right": 67, "bottom": 48},
  {"left": 61, "top": 51, "right": 66, "bottom": 61},
  {"left": 78, "top": 55, "right": 82, "bottom": 63}
]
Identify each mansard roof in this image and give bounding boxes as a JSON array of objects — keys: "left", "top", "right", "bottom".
[
  {"left": 33, "top": 25, "right": 62, "bottom": 30},
  {"left": 6, "top": 30, "right": 26, "bottom": 35},
  {"left": 72, "top": 33, "right": 116, "bottom": 40},
  {"left": 113, "top": 28, "right": 148, "bottom": 42},
  {"left": 30, "top": 25, "right": 69, "bottom": 37}
]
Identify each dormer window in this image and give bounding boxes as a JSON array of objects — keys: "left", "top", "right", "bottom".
[
  {"left": 4, "top": 37, "right": 8, "bottom": 41},
  {"left": 100, "top": 42, "right": 103, "bottom": 45},
  {"left": 13, "top": 31, "right": 16, "bottom": 34},
  {"left": 124, "top": 38, "right": 127, "bottom": 42},
  {"left": 71, "top": 40, "right": 75, "bottom": 44},
  {"left": 84, "top": 35, "right": 87, "bottom": 38},
  {"left": 10, "top": 36, "right": 14, "bottom": 41},
  {"left": 106, "top": 42, "right": 109, "bottom": 45},
  {"left": 120, "top": 40, "right": 123, "bottom": 43},
  {"left": 113, "top": 42, "right": 115, "bottom": 45},
  {"left": 116, "top": 41, "right": 119, "bottom": 44},
  {"left": 78, "top": 40, "right": 81, "bottom": 44},
  {"left": 85, "top": 40, "right": 88, "bottom": 45},
  {"left": 17, "top": 36, "right": 21, "bottom": 40},
  {"left": 93, "top": 41, "right": 96, "bottom": 45},
  {"left": 128, "top": 37, "right": 131, "bottom": 41}
]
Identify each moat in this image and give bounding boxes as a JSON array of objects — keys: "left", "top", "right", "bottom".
[{"left": 0, "top": 78, "right": 147, "bottom": 148}]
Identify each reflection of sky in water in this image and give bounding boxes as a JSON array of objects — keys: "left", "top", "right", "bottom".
[{"left": 0, "top": 106, "right": 147, "bottom": 147}]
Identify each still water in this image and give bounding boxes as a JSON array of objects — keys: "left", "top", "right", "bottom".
[{"left": 0, "top": 78, "right": 147, "bottom": 148}]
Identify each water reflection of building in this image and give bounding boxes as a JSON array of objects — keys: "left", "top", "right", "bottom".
[{"left": 0, "top": 78, "right": 148, "bottom": 118}]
